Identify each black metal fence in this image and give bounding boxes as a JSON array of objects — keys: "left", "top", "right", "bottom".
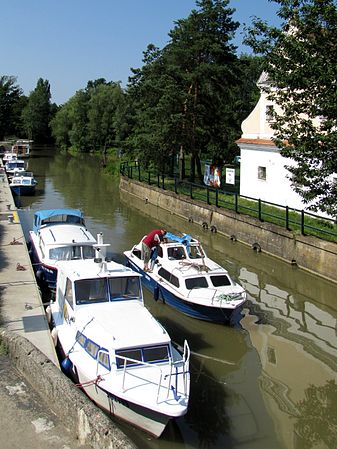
[{"left": 120, "top": 161, "right": 337, "bottom": 243}]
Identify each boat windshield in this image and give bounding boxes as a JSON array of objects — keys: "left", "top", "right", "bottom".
[
  {"left": 41, "top": 214, "right": 85, "bottom": 226},
  {"left": 75, "top": 276, "right": 142, "bottom": 304},
  {"left": 188, "top": 245, "right": 205, "bottom": 259},
  {"left": 49, "top": 245, "right": 95, "bottom": 261}
]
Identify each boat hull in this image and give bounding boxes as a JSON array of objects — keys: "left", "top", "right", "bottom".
[
  {"left": 10, "top": 185, "right": 36, "bottom": 196},
  {"left": 126, "top": 257, "right": 239, "bottom": 323},
  {"left": 28, "top": 236, "right": 57, "bottom": 289},
  {"left": 75, "top": 370, "right": 169, "bottom": 437}
]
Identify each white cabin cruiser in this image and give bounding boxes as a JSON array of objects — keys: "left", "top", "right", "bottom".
[
  {"left": 48, "top": 258, "right": 190, "bottom": 437},
  {"left": 29, "top": 208, "right": 108, "bottom": 290},
  {"left": 124, "top": 232, "right": 247, "bottom": 323}
]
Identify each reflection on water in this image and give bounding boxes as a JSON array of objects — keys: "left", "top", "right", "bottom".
[{"left": 17, "top": 149, "right": 337, "bottom": 449}]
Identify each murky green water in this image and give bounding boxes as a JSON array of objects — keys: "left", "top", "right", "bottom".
[{"left": 18, "top": 149, "right": 337, "bottom": 449}]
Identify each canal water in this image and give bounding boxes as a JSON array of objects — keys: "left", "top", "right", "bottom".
[{"left": 18, "top": 148, "right": 337, "bottom": 449}]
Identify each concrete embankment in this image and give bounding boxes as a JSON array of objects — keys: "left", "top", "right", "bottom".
[
  {"left": 0, "top": 167, "right": 137, "bottom": 449},
  {"left": 120, "top": 176, "right": 337, "bottom": 284}
]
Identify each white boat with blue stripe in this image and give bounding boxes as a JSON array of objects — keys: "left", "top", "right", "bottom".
[
  {"left": 124, "top": 232, "right": 247, "bottom": 323},
  {"left": 29, "top": 208, "right": 108, "bottom": 290},
  {"left": 48, "top": 258, "right": 190, "bottom": 438}
]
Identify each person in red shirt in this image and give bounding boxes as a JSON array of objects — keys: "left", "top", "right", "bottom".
[{"left": 142, "top": 229, "right": 166, "bottom": 272}]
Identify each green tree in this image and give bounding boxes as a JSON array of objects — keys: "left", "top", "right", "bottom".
[
  {"left": 127, "top": 0, "right": 243, "bottom": 182},
  {"left": 245, "top": 0, "right": 337, "bottom": 216},
  {"left": 22, "top": 78, "right": 52, "bottom": 143},
  {"left": 0, "top": 76, "right": 23, "bottom": 140}
]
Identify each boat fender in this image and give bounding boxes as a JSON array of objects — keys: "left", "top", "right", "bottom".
[
  {"left": 61, "top": 357, "right": 73, "bottom": 373},
  {"left": 230, "top": 235, "right": 237, "bottom": 242},
  {"left": 36, "top": 269, "right": 45, "bottom": 282},
  {"left": 45, "top": 305, "right": 52, "bottom": 324},
  {"left": 210, "top": 225, "right": 217, "bottom": 233},
  {"left": 51, "top": 327, "right": 58, "bottom": 347},
  {"left": 252, "top": 242, "right": 262, "bottom": 253},
  {"left": 202, "top": 222, "right": 208, "bottom": 230},
  {"left": 154, "top": 285, "right": 160, "bottom": 301},
  {"left": 188, "top": 217, "right": 193, "bottom": 223}
]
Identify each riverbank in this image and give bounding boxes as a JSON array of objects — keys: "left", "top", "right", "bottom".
[{"left": 120, "top": 176, "right": 337, "bottom": 284}]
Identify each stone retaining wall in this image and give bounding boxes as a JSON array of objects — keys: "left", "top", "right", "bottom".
[
  {"left": 0, "top": 329, "right": 137, "bottom": 449},
  {"left": 120, "top": 177, "right": 337, "bottom": 284}
]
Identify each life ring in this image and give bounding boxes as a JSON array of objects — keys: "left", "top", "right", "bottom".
[{"left": 210, "top": 225, "right": 217, "bottom": 233}]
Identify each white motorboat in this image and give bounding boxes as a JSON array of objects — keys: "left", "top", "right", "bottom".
[
  {"left": 5, "top": 158, "right": 26, "bottom": 177},
  {"left": 9, "top": 171, "right": 37, "bottom": 195},
  {"left": 28, "top": 208, "right": 108, "bottom": 290},
  {"left": 48, "top": 258, "right": 190, "bottom": 437},
  {"left": 124, "top": 232, "right": 247, "bottom": 323}
]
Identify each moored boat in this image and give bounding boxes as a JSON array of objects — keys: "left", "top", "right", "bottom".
[
  {"left": 124, "top": 231, "right": 247, "bottom": 323},
  {"left": 5, "top": 159, "right": 26, "bottom": 177},
  {"left": 28, "top": 208, "right": 108, "bottom": 290},
  {"left": 48, "top": 258, "right": 190, "bottom": 437},
  {"left": 9, "top": 171, "right": 37, "bottom": 196},
  {"left": 11, "top": 139, "right": 32, "bottom": 158}
]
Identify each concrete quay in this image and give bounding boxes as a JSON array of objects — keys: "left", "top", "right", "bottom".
[{"left": 0, "top": 167, "right": 137, "bottom": 449}]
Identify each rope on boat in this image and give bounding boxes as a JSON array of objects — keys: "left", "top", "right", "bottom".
[
  {"left": 75, "top": 374, "right": 104, "bottom": 388},
  {"left": 178, "top": 260, "right": 210, "bottom": 272}
]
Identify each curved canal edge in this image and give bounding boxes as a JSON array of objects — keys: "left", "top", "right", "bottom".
[{"left": 120, "top": 176, "right": 337, "bottom": 284}]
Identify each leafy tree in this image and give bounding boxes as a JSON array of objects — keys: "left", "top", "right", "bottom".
[
  {"left": 127, "top": 0, "right": 244, "bottom": 182},
  {"left": 245, "top": 0, "right": 337, "bottom": 216},
  {"left": 21, "top": 78, "right": 52, "bottom": 143},
  {"left": 0, "top": 76, "right": 23, "bottom": 140}
]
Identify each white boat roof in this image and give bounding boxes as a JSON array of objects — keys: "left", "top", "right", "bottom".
[
  {"left": 74, "top": 301, "right": 170, "bottom": 349},
  {"left": 56, "top": 258, "right": 142, "bottom": 281},
  {"left": 39, "top": 224, "right": 96, "bottom": 247}
]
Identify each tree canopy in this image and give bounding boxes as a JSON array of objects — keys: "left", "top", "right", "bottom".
[
  {"left": 245, "top": 0, "right": 337, "bottom": 216},
  {"left": 0, "top": 76, "right": 25, "bottom": 140},
  {"left": 125, "top": 0, "right": 260, "bottom": 181}
]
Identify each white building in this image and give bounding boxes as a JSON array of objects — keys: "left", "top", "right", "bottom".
[{"left": 237, "top": 72, "right": 333, "bottom": 217}]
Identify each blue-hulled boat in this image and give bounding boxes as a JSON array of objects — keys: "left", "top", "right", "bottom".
[{"left": 124, "top": 232, "right": 247, "bottom": 323}]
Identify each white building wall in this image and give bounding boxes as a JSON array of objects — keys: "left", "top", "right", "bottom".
[{"left": 239, "top": 144, "right": 310, "bottom": 211}]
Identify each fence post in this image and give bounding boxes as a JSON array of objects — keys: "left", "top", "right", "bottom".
[
  {"left": 162, "top": 175, "right": 165, "bottom": 190},
  {"left": 215, "top": 189, "right": 219, "bottom": 207},
  {"left": 190, "top": 183, "right": 193, "bottom": 199},
  {"left": 138, "top": 164, "right": 141, "bottom": 181},
  {"left": 235, "top": 193, "right": 238, "bottom": 213},
  {"left": 157, "top": 174, "right": 160, "bottom": 188},
  {"left": 148, "top": 171, "right": 151, "bottom": 185},
  {"left": 174, "top": 176, "right": 178, "bottom": 194},
  {"left": 286, "top": 206, "right": 290, "bottom": 230},
  {"left": 301, "top": 210, "right": 305, "bottom": 235},
  {"left": 207, "top": 187, "right": 210, "bottom": 205},
  {"left": 258, "top": 199, "right": 263, "bottom": 221}
]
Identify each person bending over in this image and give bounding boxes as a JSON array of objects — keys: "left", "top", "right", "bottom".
[{"left": 142, "top": 229, "right": 166, "bottom": 272}]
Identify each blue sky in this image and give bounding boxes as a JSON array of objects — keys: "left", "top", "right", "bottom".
[{"left": 1, "top": 0, "right": 281, "bottom": 105}]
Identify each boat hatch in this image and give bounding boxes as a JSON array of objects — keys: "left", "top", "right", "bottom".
[
  {"left": 49, "top": 245, "right": 95, "bottom": 261},
  {"left": 115, "top": 344, "right": 171, "bottom": 369},
  {"left": 74, "top": 276, "right": 142, "bottom": 304}
]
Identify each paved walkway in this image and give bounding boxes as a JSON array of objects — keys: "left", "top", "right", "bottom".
[
  {"left": 0, "top": 166, "right": 58, "bottom": 365},
  {"left": 0, "top": 353, "right": 91, "bottom": 449}
]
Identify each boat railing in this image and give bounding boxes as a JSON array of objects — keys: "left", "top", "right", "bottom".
[{"left": 116, "top": 340, "right": 190, "bottom": 403}]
